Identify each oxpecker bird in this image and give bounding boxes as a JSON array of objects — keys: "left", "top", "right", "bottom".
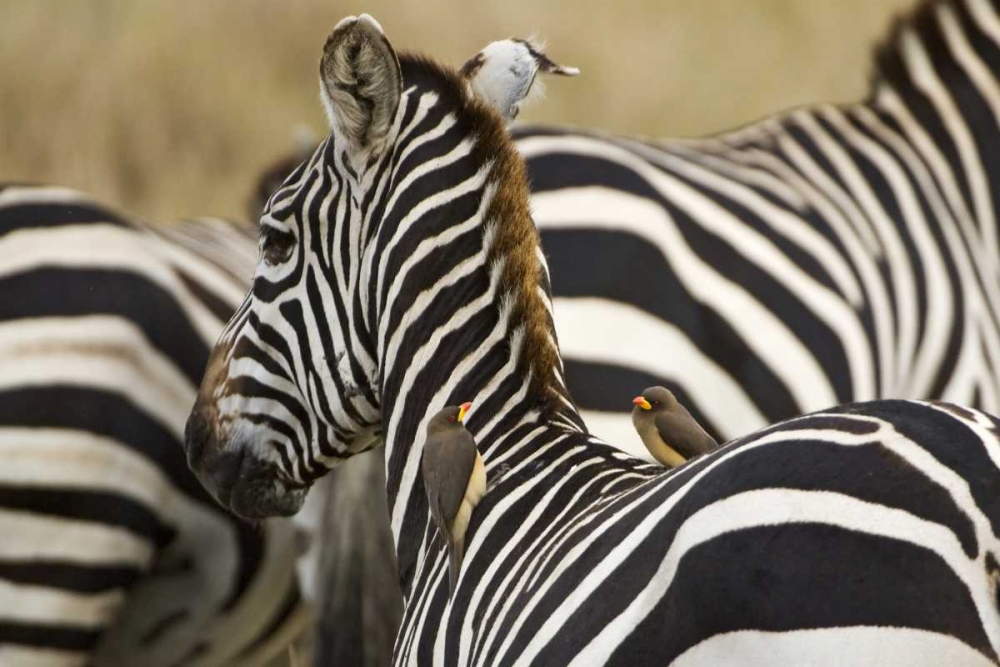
[
  {"left": 421, "top": 402, "right": 486, "bottom": 596},
  {"left": 631, "top": 386, "right": 719, "bottom": 467}
]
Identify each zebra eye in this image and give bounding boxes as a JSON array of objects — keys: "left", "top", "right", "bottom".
[{"left": 261, "top": 225, "right": 296, "bottom": 266}]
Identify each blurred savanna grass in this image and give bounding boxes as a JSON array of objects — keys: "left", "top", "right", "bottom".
[{"left": 0, "top": 1, "right": 915, "bottom": 222}]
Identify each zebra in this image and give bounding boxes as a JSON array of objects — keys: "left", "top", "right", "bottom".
[
  {"left": 512, "top": 0, "right": 1000, "bottom": 453},
  {"left": 0, "top": 183, "right": 306, "bottom": 666},
  {"left": 253, "top": 0, "right": 1000, "bottom": 460},
  {"left": 185, "top": 13, "right": 1000, "bottom": 665}
]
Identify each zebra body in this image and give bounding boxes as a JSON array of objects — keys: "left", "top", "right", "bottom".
[
  {"left": 516, "top": 0, "right": 1000, "bottom": 451},
  {"left": 0, "top": 184, "right": 303, "bottom": 666},
  {"left": 185, "top": 10, "right": 1000, "bottom": 665}
]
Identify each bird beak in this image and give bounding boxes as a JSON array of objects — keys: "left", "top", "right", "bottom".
[
  {"left": 632, "top": 396, "right": 652, "bottom": 411},
  {"left": 457, "top": 402, "right": 472, "bottom": 424}
]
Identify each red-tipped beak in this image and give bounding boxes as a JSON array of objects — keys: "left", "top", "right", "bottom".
[
  {"left": 458, "top": 402, "right": 472, "bottom": 423},
  {"left": 633, "top": 396, "right": 652, "bottom": 411}
]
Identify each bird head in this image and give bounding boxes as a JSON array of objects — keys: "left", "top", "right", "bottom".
[
  {"left": 427, "top": 402, "right": 473, "bottom": 435},
  {"left": 631, "top": 386, "right": 676, "bottom": 420}
]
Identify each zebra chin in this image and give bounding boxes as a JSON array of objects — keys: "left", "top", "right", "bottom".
[{"left": 184, "top": 409, "right": 309, "bottom": 519}]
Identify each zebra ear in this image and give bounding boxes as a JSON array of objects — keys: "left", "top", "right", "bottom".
[
  {"left": 320, "top": 15, "right": 402, "bottom": 153},
  {"left": 461, "top": 39, "right": 578, "bottom": 124}
]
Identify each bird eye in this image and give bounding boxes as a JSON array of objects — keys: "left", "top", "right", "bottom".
[
  {"left": 653, "top": 400, "right": 661, "bottom": 407},
  {"left": 448, "top": 415, "right": 456, "bottom": 422}
]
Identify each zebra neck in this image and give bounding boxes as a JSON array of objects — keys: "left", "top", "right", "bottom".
[{"left": 370, "top": 220, "right": 583, "bottom": 593}]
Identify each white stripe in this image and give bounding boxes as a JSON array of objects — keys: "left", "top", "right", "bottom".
[
  {"left": 0, "top": 224, "right": 225, "bottom": 346},
  {"left": 0, "top": 348, "right": 192, "bottom": 441},
  {"left": 0, "top": 314, "right": 196, "bottom": 422},
  {"left": 0, "top": 428, "right": 172, "bottom": 508},
  {"left": 846, "top": 106, "right": 953, "bottom": 398},
  {"left": 0, "top": 509, "right": 154, "bottom": 565},
  {"left": 0, "top": 580, "right": 125, "bottom": 628},
  {"left": 0, "top": 185, "right": 101, "bottom": 210},
  {"left": 0, "top": 645, "right": 87, "bottom": 667},
  {"left": 553, "top": 297, "right": 768, "bottom": 441},
  {"left": 576, "top": 410, "right": 650, "bottom": 461},
  {"left": 671, "top": 627, "right": 995, "bottom": 667},
  {"left": 147, "top": 223, "right": 252, "bottom": 308},
  {"left": 386, "top": 263, "right": 502, "bottom": 540}
]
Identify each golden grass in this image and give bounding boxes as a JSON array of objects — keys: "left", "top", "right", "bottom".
[{"left": 0, "top": 0, "right": 916, "bottom": 222}]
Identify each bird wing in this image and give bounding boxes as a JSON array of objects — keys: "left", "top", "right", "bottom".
[
  {"left": 422, "top": 447, "right": 450, "bottom": 543},
  {"left": 422, "top": 429, "right": 478, "bottom": 536},
  {"left": 654, "top": 409, "right": 719, "bottom": 460},
  {"left": 438, "top": 429, "right": 478, "bottom": 530}
]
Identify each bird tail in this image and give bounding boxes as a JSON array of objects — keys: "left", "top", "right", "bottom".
[{"left": 448, "top": 538, "right": 465, "bottom": 596}]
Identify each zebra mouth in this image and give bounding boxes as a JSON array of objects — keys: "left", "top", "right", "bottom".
[
  {"left": 185, "top": 410, "right": 308, "bottom": 519},
  {"left": 229, "top": 471, "right": 308, "bottom": 520},
  {"left": 200, "top": 450, "right": 307, "bottom": 520}
]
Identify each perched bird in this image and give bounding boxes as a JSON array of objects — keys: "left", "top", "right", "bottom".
[
  {"left": 631, "top": 386, "right": 719, "bottom": 467},
  {"left": 421, "top": 402, "right": 486, "bottom": 595}
]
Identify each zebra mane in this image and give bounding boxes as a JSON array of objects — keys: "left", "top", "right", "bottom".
[
  {"left": 396, "top": 53, "right": 565, "bottom": 414},
  {"left": 869, "top": 0, "right": 999, "bottom": 96}
]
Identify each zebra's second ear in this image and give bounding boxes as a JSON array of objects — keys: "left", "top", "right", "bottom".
[
  {"left": 320, "top": 15, "right": 402, "bottom": 153},
  {"left": 461, "top": 39, "right": 578, "bottom": 125}
]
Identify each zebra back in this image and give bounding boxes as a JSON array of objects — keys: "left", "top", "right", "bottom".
[{"left": 515, "top": 0, "right": 1000, "bottom": 452}]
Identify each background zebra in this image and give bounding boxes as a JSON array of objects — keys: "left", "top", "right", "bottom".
[
  {"left": 186, "top": 14, "right": 1000, "bottom": 665},
  {"left": 0, "top": 183, "right": 305, "bottom": 666},
  {"left": 260, "top": 0, "right": 1000, "bottom": 457},
  {"left": 516, "top": 0, "right": 1000, "bottom": 453}
]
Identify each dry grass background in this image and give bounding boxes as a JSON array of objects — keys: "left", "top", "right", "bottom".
[{"left": 0, "top": 0, "right": 917, "bottom": 223}]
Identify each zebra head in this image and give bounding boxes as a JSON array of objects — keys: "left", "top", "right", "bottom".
[{"left": 185, "top": 15, "right": 576, "bottom": 519}]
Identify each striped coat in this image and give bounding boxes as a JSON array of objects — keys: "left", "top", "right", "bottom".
[
  {"left": 183, "top": 10, "right": 1000, "bottom": 665},
  {"left": 0, "top": 184, "right": 303, "bottom": 666}
]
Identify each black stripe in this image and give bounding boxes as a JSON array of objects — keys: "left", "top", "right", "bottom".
[
  {"left": 608, "top": 524, "right": 996, "bottom": 665},
  {"left": 830, "top": 400, "right": 1000, "bottom": 539},
  {"left": 175, "top": 267, "right": 237, "bottom": 324},
  {"left": 0, "top": 560, "right": 140, "bottom": 593},
  {"left": 0, "top": 200, "right": 132, "bottom": 238},
  {"left": 0, "top": 385, "right": 215, "bottom": 509},
  {"left": 235, "top": 583, "right": 302, "bottom": 659},
  {"left": 0, "top": 621, "right": 100, "bottom": 651},
  {"left": 0, "top": 267, "right": 209, "bottom": 386},
  {"left": 0, "top": 486, "right": 175, "bottom": 549}
]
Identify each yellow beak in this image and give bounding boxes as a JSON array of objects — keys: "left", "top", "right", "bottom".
[
  {"left": 632, "top": 396, "right": 652, "bottom": 411},
  {"left": 457, "top": 401, "right": 472, "bottom": 424}
]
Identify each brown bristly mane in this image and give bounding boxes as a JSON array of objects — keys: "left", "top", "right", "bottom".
[{"left": 397, "top": 53, "right": 563, "bottom": 414}]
